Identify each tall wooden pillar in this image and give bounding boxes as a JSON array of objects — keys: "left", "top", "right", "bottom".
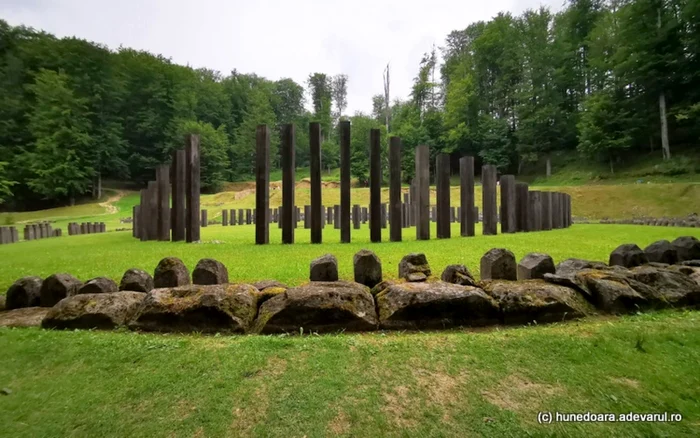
[
  {"left": 389, "top": 137, "right": 402, "bottom": 242},
  {"left": 281, "top": 124, "right": 295, "bottom": 244},
  {"left": 436, "top": 153, "right": 451, "bottom": 239},
  {"left": 340, "top": 120, "right": 351, "bottom": 243},
  {"left": 369, "top": 129, "right": 382, "bottom": 243},
  {"left": 499, "top": 175, "right": 516, "bottom": 233},
  {"left": 459, "top": 156, "right": 475, "bottom": 237},
  {"left": 172, "top": 149, "right": 186, "bottom": 241},
  {"left": 310, "top": 122, "right": 322, "bottom": 244},
  {"left": 415, "top": 145, "right": 430, "bottom": 240},
  {"left": 185, "top": 134, "right": 201, "bottom": 242},
  {"left": 156, "top": 164, "right": 170, "bottom": 241},
  {"left": 255, "top": 125, "right": 270, "bottom": 244},
  {"left": 482, "top": 164, "right": 498, "bottom": 235}
]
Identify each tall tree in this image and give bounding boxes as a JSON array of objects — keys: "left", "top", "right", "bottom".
[
  {"left": 331, "top": 74, "right": 348, "bottom": 122},
  {"left": 26, "top": 69, "right": 94, "bottom": 205}
]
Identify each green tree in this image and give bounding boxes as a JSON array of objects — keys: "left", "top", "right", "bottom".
[
  {"left": 0, "top": 161, "right": 16, "bottom": 204},
  {"left": 231, "top": 86, "right": 276, "bottom": 179},
  {"left": 349, "top": 114, "right": 386, "bottom": 186},
  {"left": 26, "top": 69, "right": 94, "bottom": 205},
  {"left": 178, "top": 120, "right": 230, "bottom": 192},
  {"left": 577, "top": 89, "right": 634, "bottom": 173}
]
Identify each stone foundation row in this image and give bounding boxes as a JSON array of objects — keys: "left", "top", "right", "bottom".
[{"left": 2, "top": 236, "right": 699, "bottom": 333}]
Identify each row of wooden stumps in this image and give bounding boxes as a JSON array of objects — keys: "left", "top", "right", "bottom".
[
  {"left": 210, "top": 203, "right": 480, "bottom": 228},
  {"left": 133, "top": 135, "right": 200, "bottom": 243},
  {"left": 0, "top": 226, "right": 20, "bottom": 244},
  {"left": 0, "top": 223, "right": 70, "bottom": 245},
  {"left": 253, "top": 122, "right": 572, "bottom": 244},
  {"left": 68, "top": 222, "right": 106, "bottom": 235}
]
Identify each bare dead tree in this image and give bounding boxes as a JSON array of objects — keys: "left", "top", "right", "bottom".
[{"left": 383, "top": 63, "right": 390, "bottom": 133}]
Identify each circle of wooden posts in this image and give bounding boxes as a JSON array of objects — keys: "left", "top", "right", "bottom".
[{"left": 130, "top": 126, "right": 573, "bottom": 245}]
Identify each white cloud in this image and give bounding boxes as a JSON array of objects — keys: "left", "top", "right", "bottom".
[{"left": 2, "top": 0, "right": 563, "bottom": 114}]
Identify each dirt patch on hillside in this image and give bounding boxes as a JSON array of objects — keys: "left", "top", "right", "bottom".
[
  {"left": 99, "top": 190, "right": 126, "bottom": 214},
  {"left": 295, "top": 179, "right": 340, "bottom": 189}
]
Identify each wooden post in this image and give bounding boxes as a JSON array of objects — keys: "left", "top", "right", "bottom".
[
  {"left": 499, "top": 175, "right": 516, "bottom": 233},
  {"left": 460, "top": 156, "right": 475, "bottom": 237},
  {"left": 147, "top": 181, "right": 159, "bottom": 239},
  {"left": 156, "top": 164, "right": 170, "bottom": 241},
  {"left": 185, "top": 134, "right": 201, "bottom": 242},
  {"left": 515, "top": 183, "right": 529, "bottom": 232},
  {"left": 281, "top": 124, "right": 295, "bottom": 244},
  {"left": 482, "top": 165, "right": 498, "bottom": 235},
  {"left": 415, "top": 145, "right": 430, "bottom": 240},
  {"left": 369, "top": 129, "right": 382, "bottom": 242},
  {"left": 541, "top": 191, "right": 552, "bottom": 231},
  {"left": 171, "top": 150, "right": 186, "bottom": 241},
  {"left": 133, "top": 206, "right": 140, "bottom": 238},
  {"left": 255, "top": 125, "right": 270, "bottom": 244},
  {"left": 389, "top": 137, "right": 402, "bottom": 242},
  {"left": 310, "top": 122, "right": 322, "bottom": 244},
  {"left": 436, "top": 153, "right": 451, "bottom": 239},
  {"left": 340, "top": 120, "right": 351, "bottom": 243}
]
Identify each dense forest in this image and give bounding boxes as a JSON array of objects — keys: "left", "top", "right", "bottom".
[{"left": 0, "top": 0, "right": 698, "bottom": 210}]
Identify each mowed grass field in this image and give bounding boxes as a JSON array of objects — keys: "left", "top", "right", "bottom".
[
  {"left": 2, "top": 181, "right": 700, "bottom": 437},
  {"left": 1, "top": 311, "right": 699, "bottom": 437},
  {"left": 0, "top": 223, "right": 699, "bottom": 292}
]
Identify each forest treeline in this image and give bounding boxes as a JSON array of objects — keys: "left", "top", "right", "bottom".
[{"left": 0, "top": 0, "right": 698, "bottom": 209}]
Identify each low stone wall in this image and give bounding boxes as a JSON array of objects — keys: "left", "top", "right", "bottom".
[{"left": 2, "top": 236, "right": 700, "bottom": 333}]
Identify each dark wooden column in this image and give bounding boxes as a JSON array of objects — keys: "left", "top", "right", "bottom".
[
  {"left": 185, "top": 134, "right": 201, "bottom": 243},
  {"left": 459, "top": 156, "right": 475, "bottom": 237},
  {"left": 147, "top": 181, "right": 159, "bottom": 239},
  {"left": 310, "top": 122, "right": 322, "bottom": 243},
  {"left": 139, "top": 189, "right": 148, "bottom": 241},
  {"left": 255, "top": 125, "right": 270, "bottom": 244},
  {"left": 436, "top": 153, "right": 451, "bottom": 239},
  {"left": 171, "top": 149, "right": 186, "bottom": 241},
  {"left": 415, "top": 145, "right": 430, "bottom": 240},
  {"left": 515, "top": 182, "right": 529, "bottom": 232},
  {"left": 541, "top": 191, "right": 552, "bottom": 231},
  {"left": 528, "top": 191, "right": 542, "bottom": 231},
  {"left": 389, "top": 136, "right": 402, "bottom": 242},
  {"left": 339, "top": 120, "right": 351, "bottom": 243},
  {"left": 369, "top": 129, "right": 382, "bottom": 243},
  {"left": 281, "top": 124, "right": 295, "bottom": 244},
  {"left": 156, "top": 164, "right": 170, "bottom": 241},
  {"left": 133, "top": 206, "right": 140, "bottom": 239},
  {"left": 482, "top": 164, "right": 498, "bottom": 235},
  {"left": 551, "top": 192, "right": 561, "bottom": 229},
  {"left": 499, "top": 174, "right": 516, "bottom": 233}
]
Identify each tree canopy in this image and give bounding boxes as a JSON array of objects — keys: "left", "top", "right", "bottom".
[{"left": 1, "top": 0, "right": 698, "bottom": 208}]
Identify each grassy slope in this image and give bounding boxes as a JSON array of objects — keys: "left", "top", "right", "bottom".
[
  {"left": 1, "top": 311, "right": 699, "bottom": 437},
  {"left": 0, "top": 223, "right": 699, "bottom": 292}
]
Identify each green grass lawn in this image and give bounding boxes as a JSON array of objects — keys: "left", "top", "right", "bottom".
[
  {"left": 1, "top": 223, "right": 699, "bottom": 292},
  {"left": 1, "top": 310, "right": 699, "bottom": 437}
]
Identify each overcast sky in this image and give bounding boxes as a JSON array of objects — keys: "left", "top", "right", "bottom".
[{"left": 2, "top": 0, "right": 563, "bottom": 114}]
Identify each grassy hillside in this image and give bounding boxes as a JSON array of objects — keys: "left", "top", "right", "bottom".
[{"left": 1, "top": 311, "right": 699, "bottom": 437}]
